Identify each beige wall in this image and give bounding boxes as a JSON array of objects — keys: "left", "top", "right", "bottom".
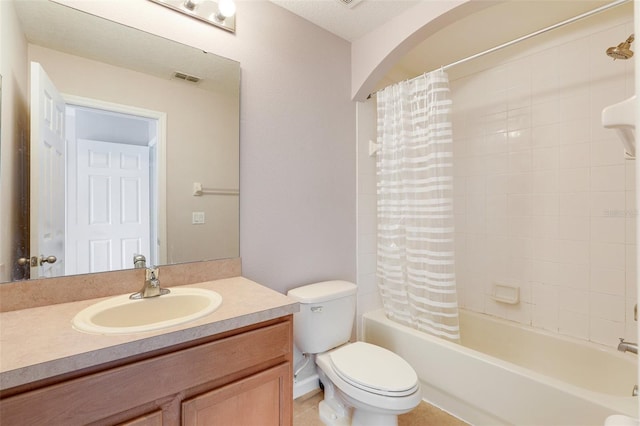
[
  {"left": 236, "top": 1, "right": 356, "bottom": 292},
  {"left": 55, "top": 0, "right": 357, "bottom": 294},
  {"left": 0, "top": 1, "right": 29, "bottom": 282}
]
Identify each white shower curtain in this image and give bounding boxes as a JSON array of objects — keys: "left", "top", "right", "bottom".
[{"left": 376, "top": 70, "right": 459, "bottom": 341}]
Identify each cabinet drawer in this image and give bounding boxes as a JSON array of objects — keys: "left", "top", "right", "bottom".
[{"left": 0, "top": 320, "right": 291, "bottom": 425}]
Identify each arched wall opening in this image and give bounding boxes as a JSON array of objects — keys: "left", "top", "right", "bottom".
[{"left": 351, "top": 0, "right": 495, "bottom": 101}]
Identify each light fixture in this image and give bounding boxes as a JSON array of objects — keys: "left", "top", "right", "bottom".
[{"left": 148, "top": 0, "right": 236, "bottom": 33}]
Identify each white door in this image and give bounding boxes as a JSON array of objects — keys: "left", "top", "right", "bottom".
[
  {"left": 68, "top": 139, "right": 150, "bottom": 274},
  {"left": 29, "top": 62, "right": 65, "bottom": 278}
]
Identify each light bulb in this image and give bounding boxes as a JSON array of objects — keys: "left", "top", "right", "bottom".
[{"left": 217, "top": 0, "right": 236, "bottom": 18}]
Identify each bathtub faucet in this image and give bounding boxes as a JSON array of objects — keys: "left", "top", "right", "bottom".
[{"left": 617, "top": 338, "right": 638, "bottom": 354}]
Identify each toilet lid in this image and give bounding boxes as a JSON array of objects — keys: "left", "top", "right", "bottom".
[{"left": 329, "top": 342, "right": 418, "bottom": 397}]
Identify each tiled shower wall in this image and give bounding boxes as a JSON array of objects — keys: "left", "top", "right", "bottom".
[
  {"left": 452, "top": 14, "right": 636, "bottom": 347},
  {"left": 356, "top": 9, "right": 636, "bottom": 348}
]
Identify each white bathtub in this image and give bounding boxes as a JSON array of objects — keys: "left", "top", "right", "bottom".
[{"left": 363, "top": 309, "right": 638, "bottom": 425}]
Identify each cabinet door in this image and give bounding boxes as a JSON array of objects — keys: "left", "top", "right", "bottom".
[{"left": 182, "top": 363, "right": 291, "bottom": 426}]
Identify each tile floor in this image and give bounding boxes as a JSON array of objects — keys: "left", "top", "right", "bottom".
[{"left": 293, "top": 390, "right": 468, "bottom": 426}]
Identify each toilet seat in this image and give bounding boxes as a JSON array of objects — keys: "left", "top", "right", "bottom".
[{"left": 328, "top": 342, "right": 419, "bottom": 397}]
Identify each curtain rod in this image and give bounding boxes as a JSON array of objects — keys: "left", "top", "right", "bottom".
[
  {"left": 442, "top": 0, "right": 629, "bottom": 71},
  {"left": 369, "top": 0, "right": 630, "bottom": 99}
]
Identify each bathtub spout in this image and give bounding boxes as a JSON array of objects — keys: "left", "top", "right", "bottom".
[{"left": 617, "top": 338, "right": 638, "bottom": 354}]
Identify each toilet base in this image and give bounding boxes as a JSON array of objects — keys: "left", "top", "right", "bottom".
[
  {"left": 319, "top": 399, "right": 351, "bottom": 426},
  {"left": 318, "top": 368, "right": 405, "bottom": 426},
  {"left": 319, "top": 396, "right": 400, "bottom": 426},
  {"left": 352, "top": 409, "right": 398, "bottom": 426}
]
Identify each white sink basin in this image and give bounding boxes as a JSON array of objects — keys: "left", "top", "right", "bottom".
[{"left": 72, "top": 287, "right": 222, "bottom": 335}]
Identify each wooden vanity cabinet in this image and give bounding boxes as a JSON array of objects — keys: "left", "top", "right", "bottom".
[{"left": 0, "top": 316, "right": 293, "bottom": 425}]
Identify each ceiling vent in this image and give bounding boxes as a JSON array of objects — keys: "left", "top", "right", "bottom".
[
  {"left": 173, "top": 71, "right": 201, "bottom": 84},
  {"left": 335, "top": 0, "right": 363, "bottom": 9}
]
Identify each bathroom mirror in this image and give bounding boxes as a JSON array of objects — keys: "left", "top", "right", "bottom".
[{"left": 3, "top": 0, "right": 240, "bottom": 283}]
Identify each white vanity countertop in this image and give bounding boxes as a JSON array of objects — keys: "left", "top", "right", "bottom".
[{"left": 0, "top": 277, "right": 299, "bottom": 391}]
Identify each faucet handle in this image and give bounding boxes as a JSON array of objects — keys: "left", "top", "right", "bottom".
[{"left": 146, "top": 267, "right": 159, "bottom": 281}]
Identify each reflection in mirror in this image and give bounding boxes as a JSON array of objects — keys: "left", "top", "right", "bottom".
[{"left": 3, "top": 0, "right": 240, "bottom": 283}]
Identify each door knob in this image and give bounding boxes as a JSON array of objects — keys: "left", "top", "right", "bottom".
[
  {"left": 39, "top": 255, "right": 57, "bottom": 265},
  {"left": 18, "top": 257, "right": 39, "bottom": 267},
  {"left": 17, "top": 256, "right": 57, "bottom": 267}
]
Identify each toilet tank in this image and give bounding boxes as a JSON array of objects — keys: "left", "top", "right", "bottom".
[{"left": 287, "top": 280, "right": 357, "bottom": 354}]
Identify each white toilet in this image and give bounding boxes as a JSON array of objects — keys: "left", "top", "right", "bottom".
[{"left": 287, "top": 280, "right": 422, "bottom": 426}]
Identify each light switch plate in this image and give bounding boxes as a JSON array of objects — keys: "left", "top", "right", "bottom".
[{"left": 192, "top": 212, "right": 205, "bottom": 224}]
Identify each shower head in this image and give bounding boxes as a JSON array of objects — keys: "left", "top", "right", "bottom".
[{"left": 606, "top": 34, "right": 634, "bottom": 60}]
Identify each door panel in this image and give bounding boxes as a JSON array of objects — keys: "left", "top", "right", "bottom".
[
  {"left": 29, "top": 62, "right": 66, "bottom": 278},
  {"left": 68, "top": 139, "right": 150, "bottom": 274}
]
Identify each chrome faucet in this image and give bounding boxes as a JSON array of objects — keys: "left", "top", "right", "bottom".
[
  {"left": 617, "top": 338, "right": 638, "bottom": 354},
  {"left": 133, "top": 254, "right": 146, "bottom": 269},
  {"left": 130, "top": 267, "right": 170, "bottom": 299}
]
